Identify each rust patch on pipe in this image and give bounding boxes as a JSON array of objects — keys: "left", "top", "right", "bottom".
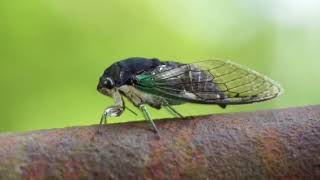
[
  {"left": 257, "top": 128, "right": 288, "bottom": 176},
  {"left": 144, "top": 120, "right": 208, "bottom": 179}
]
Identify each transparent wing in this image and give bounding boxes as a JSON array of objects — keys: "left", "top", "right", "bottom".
[{"left": 135, "top": 60, "right": 283, "bottom": 104}]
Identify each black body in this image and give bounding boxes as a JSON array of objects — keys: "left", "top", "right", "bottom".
[{"left": 97, "top": 57, "right": 179, "bottom": 89}]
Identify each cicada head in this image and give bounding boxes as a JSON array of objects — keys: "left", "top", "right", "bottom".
[{"left": 97, "top": 76, "right": 115, "bottom": 96}]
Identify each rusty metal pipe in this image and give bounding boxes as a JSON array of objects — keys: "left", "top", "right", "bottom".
[{"left": 0, "top": 105, "right": 319, "bottom": 179}]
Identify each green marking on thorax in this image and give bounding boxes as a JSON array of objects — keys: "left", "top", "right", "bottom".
[{"left": 136, "top": 74, "right": 155, "bottom": 87}]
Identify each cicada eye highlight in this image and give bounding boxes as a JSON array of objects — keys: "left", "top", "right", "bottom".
[
  {"left": 98, "top": 77, "right": 114, "bottom": 90},
  {"left": 104, "top": 77, "right": 114, "bottom": 89}
]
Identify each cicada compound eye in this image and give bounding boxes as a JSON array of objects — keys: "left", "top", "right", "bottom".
[{"left": 104, "top": 77, "right": 114, "bottom": 89}]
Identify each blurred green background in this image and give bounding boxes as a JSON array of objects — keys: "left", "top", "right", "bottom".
[{"left": 1, "top": 0, "right": 319, "bottom": 132}]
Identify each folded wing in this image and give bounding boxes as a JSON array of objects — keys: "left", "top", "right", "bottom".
[{"left": 135, "top": 60, "right": 282, "bottom": 105}]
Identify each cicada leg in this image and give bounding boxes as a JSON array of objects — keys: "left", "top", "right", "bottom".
[
  {"left": 139, "top": 105, "right": 159, "bottom": 133},
  {"left": 166, "top": 105, "right": 184, "bottom": 118},
  {"left": 97, "top": 105, "right": 123, "bottom": 134},
  {"left": 124, "top": 105, "right": 138, "bottom": 116},
  {"left": 98, "top": 113, "right": 106, "bottom": 134},
  {"left": 162, "top": 100, "right": 184, "bottom": 118}
]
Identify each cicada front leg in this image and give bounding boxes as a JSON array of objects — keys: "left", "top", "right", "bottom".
[
  {"left": 100, "top": 105, "right": 124, "bottom": 124},
  {"left": 98, "top": 105, "right": 124, "bottom": 134},
  {"left": 98, "top": 90, "right": 124, "bottom": 133}
]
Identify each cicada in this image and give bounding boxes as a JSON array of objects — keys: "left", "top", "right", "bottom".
[{"left": 97, "top": 57, "right": 282, "bottom": 133}]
